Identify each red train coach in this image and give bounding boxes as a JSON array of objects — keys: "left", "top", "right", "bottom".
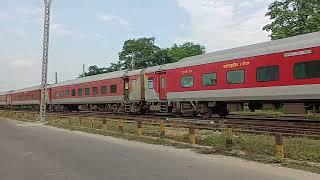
[
  {"left": 0, "top": 92, "right": 9, "bottom": 108},
  {"left": 1, "top": 32, "right": 320, "bottom": 117},
  {"left": 10, "top": 86, "right": 42, "bottom": 109},
  {"left": 48, "top": 69, "right": 146, "bottom": 113},
  {"left": 145, "top": 31, "right": 320, "bottom": 117}
]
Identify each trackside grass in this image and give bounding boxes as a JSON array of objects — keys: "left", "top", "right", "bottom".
[{"left": 235, "top": 110, "right": 320, "bottom": 121}]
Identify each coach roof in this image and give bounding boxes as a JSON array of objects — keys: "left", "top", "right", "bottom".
[
  {"left": 147, "top": 31, "right": 320, "bottom": 72},
  {"left": 49, "top": 69, "right": 143, "bottom": 88},
  {"left": 10, "top": 85, "right": 42, "bottom": 94}
]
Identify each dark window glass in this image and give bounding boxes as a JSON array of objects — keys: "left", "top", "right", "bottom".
[
  {"left": 294, "top": 60, "right": 320, "bottom": 79},
  {"left": 202, "top": 73, "right": 217, "bottom": 86},
  {"left": 257, "top": 66, "right": 279, "bottom": 82},
  {"left": 85, "top": 88, "right": 90, "bottom": 95},
  {"left": 181, "top": 75, "right": 194, "bottom": 88},
  {"left": 148, "top": 79, "right": 154, "bottom": 89},
  {"left": 92, "top": 87, "right": 98, "bottom": 95},
  {"left": 65, "top": 90, "right": 70, "bottom": 96},
  {"left": 71, "top": 89, "right": 76, "bottom": 96},
  {"left": 101, "top": 86, "right": 107, "bottom": 94},
  {"left": 78, "top": 89, "right": 83, "bottom": 96},
  {"left": 160, "top": 77, "right": 166, "bottom": 89},
  {"left": 110, "top": 85, "right": 117, "bottom": 93},
  {"left": 227, "top": 70, "right": 245, "bottom": 84},
  {"left": 59, "top": 91, "right": 65, "bottom": 97}
]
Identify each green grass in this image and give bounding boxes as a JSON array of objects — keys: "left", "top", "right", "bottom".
[
  {"left": 235, "top": 110, "right": 320, "bottom": 121},
  {"left": 234, "top": 110, "right": 284, "bottom": 118},
  {"left": 196, "top": 130, "right": 320, "bottom": 163},
  {"left": 304, "top": 114, "right": 320, "bottom": 121},
  {"left": 284, "top": 137, "right": 320, "bottom": 162}
]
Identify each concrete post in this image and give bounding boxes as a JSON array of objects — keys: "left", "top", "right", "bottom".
[
  {"left": 275, "top": 133, "right": 284, "bottom": 161},
  {"left": 118, "top": 119, "right": 124, "bottom": 133},
  {"left": 137, "top": 120, "right": 143, "bottom": 136},
  {"left": 189, "top": 125, "right": 196, "bottom": 144},
  {"left": 160, "top": 120, "right": 165, "bottom": 138}
]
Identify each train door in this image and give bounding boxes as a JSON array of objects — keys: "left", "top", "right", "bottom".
[
  {"left": 124, "top": 77, "right": 129, "bottom": 101},
  {"left": 6, "top": 94, "right": 12, "bottom": 105},
  {"left": 159, "top": 73, "right": 167, "bottom": 100}
]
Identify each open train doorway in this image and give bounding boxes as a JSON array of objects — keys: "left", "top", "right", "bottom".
[{"left": 124, "top": 77, "right": 129, "bottom": 101}]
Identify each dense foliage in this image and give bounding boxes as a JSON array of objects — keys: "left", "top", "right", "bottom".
[
  {"left": 263, "top": 0, "right": 320, "bottom": 40},
  {"left": 81, "top": 38, "right": 206, "bottom": 77}
]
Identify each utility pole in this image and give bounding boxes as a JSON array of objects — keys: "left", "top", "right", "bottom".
[
  {"left": 40, "top": 0, "right": 52, "bottom": 122},
  {"left": 131, "top": 55, "right": 135, "bottom": 70},
  {"left": 82, "top": 64, "right": 86, "bottom": 77},
  {"left": 55, "top": 72, "right": 58, "bottom": 84}
]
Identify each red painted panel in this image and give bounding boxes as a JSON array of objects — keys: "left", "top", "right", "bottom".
[
  {"left": 0, "top": 95, "right": 7, "bottom": 103},
  {"left": 50, "top": 77, "right": 125, "bottom": 100},
  {"left": 165, "top": 46, "right": 320, "bottom": 93},
  {"left": 11, "top": 90, "right": 41, "bottom": 103}
]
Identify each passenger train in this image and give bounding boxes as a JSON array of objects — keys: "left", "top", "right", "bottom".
[{"left": 1, "top": 32, "right": 320, "bottom": 117}]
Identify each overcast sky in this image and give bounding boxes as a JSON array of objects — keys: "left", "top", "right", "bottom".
[{"left": 0, "top": 0, "right": 273, "bottom": 92}]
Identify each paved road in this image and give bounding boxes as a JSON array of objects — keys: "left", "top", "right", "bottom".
[{"left": 0, "top": 119, "right": 319, "bottom": 180}]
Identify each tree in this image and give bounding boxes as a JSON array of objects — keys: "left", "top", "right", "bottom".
[
  {"left": 78, "top": 65, "right": 105, "bottom": 77},
  {"left": 79, "top": 64, "right": 116, "bottom": 77},
  {"left": 263, "top": 0, "right": 320, "bottom": 40},
  {"left": 104, "top": 62, "right": 123, "bottom": 73},
  {"left": 118, "top": 37, "right": 162, "bottom": 70},
  {"left": 80, "top": 38, "right": 207, "bottom": 77},
  {"left": 168, "top": 42, "right": 206, "bottom": 62}
]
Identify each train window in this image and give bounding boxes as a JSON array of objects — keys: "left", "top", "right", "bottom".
[
  {"left": 181, "top": 75, "right": 194, "bottom": 88},
  {"left": 85, "top": 88, "right": 90, "bottom": 95},
  {"left": 78, "top": 89, "right": 83, "bottom": 96},
  {"left": 101, "top": 86, "right": 107, "bottom": 94},
  {"left": 59, "top": 91, "right": 65, "bottom": 97},
  {"left": 294, "top": 60, "right": 320, "bottom": 79},
  {"left": 227, "top": 70, "right": 245, "bottom": 84},
  {"left": 148, "top": 79, "right": 154, "bottom": 89},
  {"left": 65, "top": 90, "right": 70, "bottom": 96},
  {"left": 92, "top": 87, "right": 98, "bottom": 95},
  {"left": 202, "top": 73, "right": 217, "bottom": 86},
  {"left": 71, "top": 89, "right": 76, "bottom": 96},
  {"left": 110, "top": 85, "right": 117, "bottom": 93},
  {"left": 257, "top": 65, "right": 279, "bottom": 82},
  {"left": 56, "top": 92, "right": 59, "bottom": 97}
]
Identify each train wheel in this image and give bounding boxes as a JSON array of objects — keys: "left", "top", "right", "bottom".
[
  {"left": 214, "top": 103, "right": 229, "bottom": 118},
  {"left": 174, "top": 109, "right": 183, "bottom": 117},
  {"left": 201, "top": 109, "right": 212, "bottom": 118}
]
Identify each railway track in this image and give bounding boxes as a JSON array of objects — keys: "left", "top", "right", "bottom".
[{"left": 2, "top": 110, "right": 320, "bottom": 138}]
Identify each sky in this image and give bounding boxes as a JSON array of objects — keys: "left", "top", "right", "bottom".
[{"left": 0, "top": 0, "right": 273, "bottom": 92}]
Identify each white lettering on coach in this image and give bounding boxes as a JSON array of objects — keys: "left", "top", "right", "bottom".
[{"left": 284, "top": 50, "right": 312, "bottom": 57}]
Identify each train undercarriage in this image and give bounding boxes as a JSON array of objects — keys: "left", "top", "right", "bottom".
[
  {"left": 146, "top": 100, "right": 320, "bottom": 118},
  {"left": 2, "top": 100, "right": 319, "bottom": 117}
]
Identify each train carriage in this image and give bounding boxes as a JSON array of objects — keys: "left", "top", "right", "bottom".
[
  {"left": 1, "top": 31, "right": 320, "bottom": 117},
  {"left": 0, "top": 92, "right": 9, "bottom": 108},
  {"left": 160, "top": 31, "right": 320, "bottom": 117},
  {"left": 10, "top": 86, "right": 42, "bottom": 109},
  {"left": 48, "top": 69, "right": 146, "bottom": 113}
]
